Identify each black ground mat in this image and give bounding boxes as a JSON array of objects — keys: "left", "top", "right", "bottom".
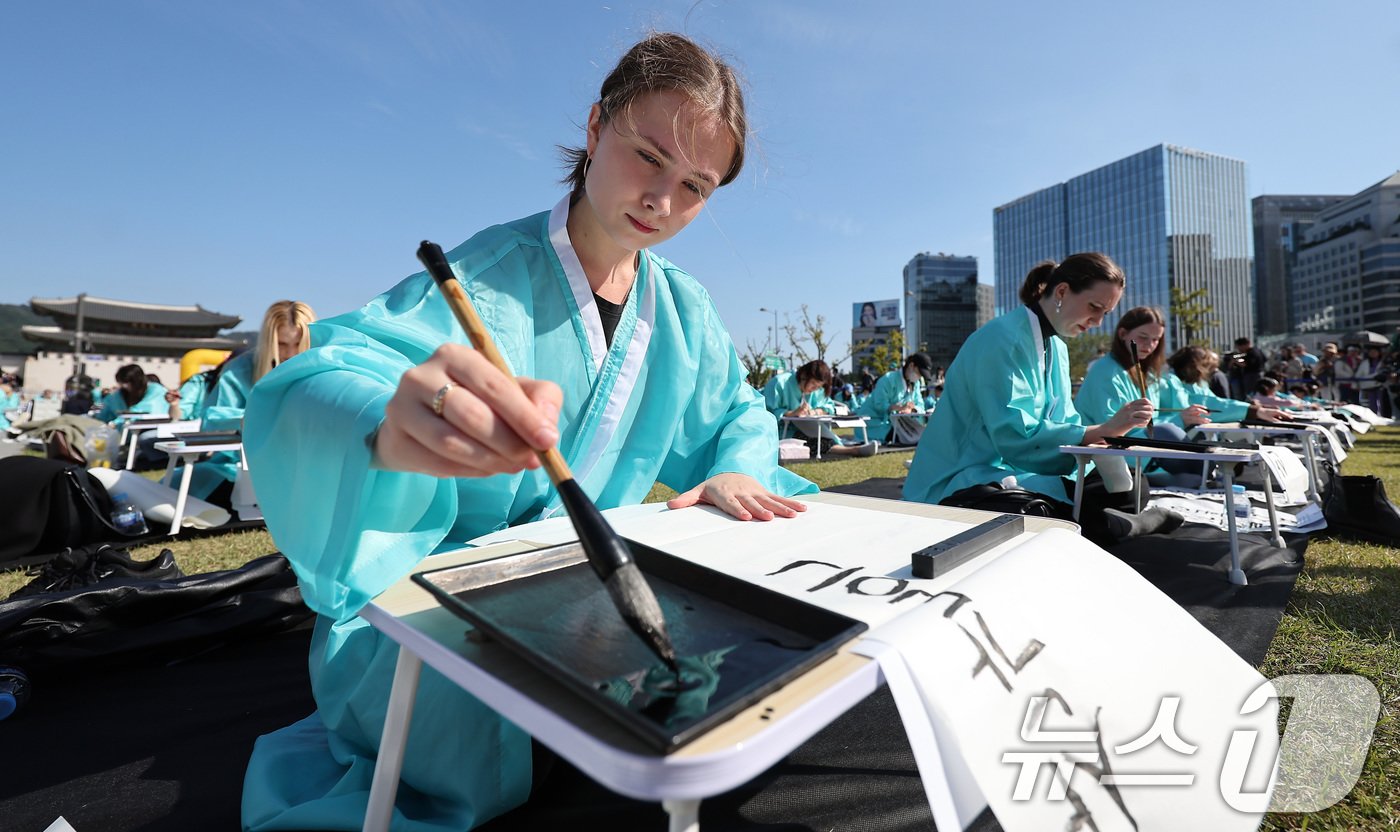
[
  {"left": 0, "top": 621, "right": 316, "bottom": 832},
  {"left": 1103, "top": 522, "right": 1306, "bottom": 666}
]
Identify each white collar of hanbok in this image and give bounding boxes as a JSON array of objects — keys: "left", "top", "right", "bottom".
[
  {"left": 549, "top": 196, "right": 611, "bottom": 373},
  {"left": 541, "top": 196, "right": 656, "bottom": 516}
]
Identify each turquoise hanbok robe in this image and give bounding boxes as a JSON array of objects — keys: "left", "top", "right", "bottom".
[
  {"left": 172, "top": 372, "right": 211, "bottom": 422},
  {"left": 95, "top": 382, "right": 169, "bottom": 425},
  {"left": 239, "top": 198, "right": 816, "bottom": 832},
  {"left": 1168, "top": 372, "right": 1249, "bottom": 421},
  {"left": 856, "top": 369, "right": 924, "bottom": 443},
  {"left": 180, "top": 353, "right": 254, "bottom": 499},
  {"left": 0, "top": 389, "right": 20, "bottom": 429},
  {"left": 904, "top": 307, "right": 1086, "bottom": 504},
  {"left": 762, "top": 372, "right": 836, "bottom": 436},
  {"left": 1072, "top": 357, "right": 1186, "bottom": 435}
]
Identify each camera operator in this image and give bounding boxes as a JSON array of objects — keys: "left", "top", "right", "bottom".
[{"left": 1225, "top": 337, "right": 1266, "bottom": 401}]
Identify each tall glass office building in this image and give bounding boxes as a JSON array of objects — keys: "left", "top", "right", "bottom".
[
  {"left": 901, "top": 252, "right": 991, "bottom": 355},
  {"left": 994, "top": 144, "right": 1253, "bottom": 350}
]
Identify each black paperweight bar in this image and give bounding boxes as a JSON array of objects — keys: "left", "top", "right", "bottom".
[{"left": 911, "top": 514, "right": 1024, "bottom": 579}]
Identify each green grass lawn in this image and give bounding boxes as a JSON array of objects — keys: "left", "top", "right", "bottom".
[{"left": 3, "top": 432, "right": 1397, "bottom": 828}]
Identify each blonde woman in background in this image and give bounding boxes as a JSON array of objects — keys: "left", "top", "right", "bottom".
[{"left": 180, "top": 300, "right": 316, "bottom": 505}]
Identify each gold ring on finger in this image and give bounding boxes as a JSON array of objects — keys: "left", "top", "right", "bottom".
[{"left": 430, "top": 381, "right": 455, "bottom": 417}]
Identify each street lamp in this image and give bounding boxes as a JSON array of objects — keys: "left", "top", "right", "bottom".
[{"left": 758, "top": 307, "right": 780, "bottom": 353}]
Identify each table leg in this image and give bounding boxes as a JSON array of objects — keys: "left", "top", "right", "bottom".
[
  {"left": 125, "top": 431, "right": 140, "bottom": 470},
  {"left": 814, "top": 420, "right": 822, "bottom": 460},
  {"left": 363, "top": 648, "right": 424, "bottom": 832},
  {"left": 1257, "top": 463, "right": 1286, "bottom": 549},
  {"left": 169, "top": 454, "right": 193, "bottom": 536},
  {"left": 1301, "top": 434, "right": 1321, "bottom": 504},
  {"left": 160, "top": 452, "right": 178, "bottom": 488},
  {"left": 1134, "top": 456, "right": 1145, "bottom": 512},
  {"left": 1072, "top": 456, "right": 1086, "bottom": 522},
  {"left": 663, "top": 798, "right": 702, "bottom": 832},
  {"left": 1220, "top": 468, "right": 1248, "bottom": 586},
  {"left": 1199, "top": 430, "right": 1216, "bottom": 490}
]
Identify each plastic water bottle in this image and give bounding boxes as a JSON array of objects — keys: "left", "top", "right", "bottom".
[
  {"left": 0, "top": 667, "right": 31, "bottom": 721},
  {"left": 1231, "top": 485, "right": 1250, "bottom": 520},
  {"left": 110, "top": 492, "right": 149, "bottom": 535}
]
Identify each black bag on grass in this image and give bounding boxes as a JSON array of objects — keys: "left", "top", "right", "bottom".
[
  {"left": 0, "top": 457, "right": 135, "bottom": 569},
  {"left": 0, "top": 553, "right": 312, "bottom": 677},
  {"left": 939, "top": 482, "right": 1058, "bottom": 517},
  {"left": 1323, "top": 474, "right": 1400, "bottom": 546}
]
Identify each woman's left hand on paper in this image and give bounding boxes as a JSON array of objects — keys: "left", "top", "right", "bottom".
[{"left": 667, "top": 473, "right": 807, "bottom": 521}]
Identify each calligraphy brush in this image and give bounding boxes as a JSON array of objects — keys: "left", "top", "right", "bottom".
[
  {"left": 416, "top": 240, "right": 679, "bottom": 673},
  {"left": 1130, "top": 339, "right": 1154, "bottom": 438}
]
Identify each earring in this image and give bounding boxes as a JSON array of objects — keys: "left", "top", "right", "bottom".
[
  {"left": 1055, "top": 297, "right": 1062, "bottom": 313},
  {"left": 583, "top": 156, "right": 592, "bottom": 181}
]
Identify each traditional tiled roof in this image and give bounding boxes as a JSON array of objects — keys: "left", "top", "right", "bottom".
[
  {"left": 30, "top": 296, "right": 241, "bottom": 329},
  {"left": 20, "top": 326, "right": 248, "bottom": 357}
]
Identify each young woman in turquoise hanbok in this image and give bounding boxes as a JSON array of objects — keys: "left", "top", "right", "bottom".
[
  {"left": 179, "top": 304, "right": 315, "bottom": 505},
  {"left": 904, "top": 255, "right": 1172, "bottom": 543},
  {"left": 763, "top": 359, "right": 876, "bottom": 457},
  {"left": 94, "top": 364, "right": 168, "bottom": 424},
  {"left": 1163, "top": 346, "right": 1282, "bottom": 423},
  {"left": 856, "top": 351, "right": 934, "bottom": 444},
  {"left": 1073, "top": 306, "right": 1211, "bottom": 476},
  {"left": 240, "top": 33, "right": 813, "bottom": 832}
]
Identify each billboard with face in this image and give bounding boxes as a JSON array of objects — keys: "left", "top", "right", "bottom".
[{"left": 853, "top": 299, "right": 901, "bottom": 328}]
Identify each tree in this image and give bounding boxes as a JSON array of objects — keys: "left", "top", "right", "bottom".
[
  {"left": 738, "top": 339, "right": 778, "bottom": 390},
  {"left": 780, "top": 303, "right": 870, "bottom": 374},
  {"left": 1170, "top": 286, "right": 1218, "bottom": 348},
  {"left": 865, "top": 329, "right": 906, "bottom": 376},
  {"left": 1067, "top": 332, "right": 1111, "bottom": 383}
]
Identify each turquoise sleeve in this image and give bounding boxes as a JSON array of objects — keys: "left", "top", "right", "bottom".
[
  {"left": 244, "top": 320, "right": 455, "bottom": 622},
  {"left": 976, "top": 344, "right": 1084, "bottom": 476}
]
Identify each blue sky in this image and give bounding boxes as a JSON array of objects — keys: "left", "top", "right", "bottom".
[{"left": 3, "top": 1, "right": 1397, "bottom": 369}]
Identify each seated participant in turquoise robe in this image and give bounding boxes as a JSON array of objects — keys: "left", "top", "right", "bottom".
[
  {"left": 181, "top": 307, "right": 314, "bottom": 502},
  {"left": 905, "top": 254, "right": 1151, "bottom": 513},
  {"left": 763, "top": 360, "right": 875, "bottom": 456},
  {"left": 856, "top": 352, "right": 933, "bottom": 444},
  {"left": 1074, "top": 307, "right": 1213, "bottom": 475},
  {"left": 1164, "top": 346, "right": 1278, "bottom": 424},
  {"left": 94, "top": 364, "right": 169, "bottom": 426},
  {"left": 762, "top": 363, "right": 837, "bottom": 428},
  {"left": 242, "top": 200, "right": 816, "bottom": 832},
  {"left": 0, "top": 385, "right": 20, "bottom": 430},
  {"left": 240, "top": 33, "right": 814, "bottom": 832}
]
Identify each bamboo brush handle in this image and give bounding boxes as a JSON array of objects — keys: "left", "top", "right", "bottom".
[{"left": 421, "top": 245, "right": 571, "bottom": 484}]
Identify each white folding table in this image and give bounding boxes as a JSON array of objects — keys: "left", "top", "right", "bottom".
[
  {"left": 777, "top": 415, "right": 869, "bottom": 458},
  {"left": 153, "top": 438, "right": 244, "bottom": 534},
  {"left": 1059, "top": 443, "right": 1285, "bottom": 586},
  {"left": 117, "top": 414, "right": 182, "bottom": 469},
  {"left": 358, "top": 492, "right": 1076, "bottom": 832},
  {"left": 1190, "top": 422, "right": 1329, "bottom": 503}
]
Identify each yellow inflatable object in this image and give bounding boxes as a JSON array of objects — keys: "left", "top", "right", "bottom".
[{"left": 180, "top": 348, "right": 231, "bottom": 383}]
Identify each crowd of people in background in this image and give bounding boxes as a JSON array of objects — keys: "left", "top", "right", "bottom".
[
  {"left": 749, "top": 330, "right": 1399, "bottom": 452},
  {"left": 2, "top": 300, "right": 317, "bottom": 509},
  {"left": 1219, "top": 337, "right": 1400, "bottom": 418}
]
